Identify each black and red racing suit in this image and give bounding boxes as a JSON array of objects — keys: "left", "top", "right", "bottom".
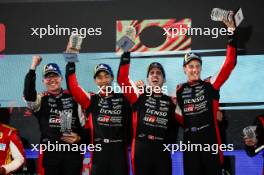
[
  {"left": 118, "top": 52, "right": 177, "bottom": 175},
  {"left": 66, "top": 62, "right": 132, "bottom": 175},
  {"left": 23, "top": 69, "right": 86, "bottom": 175},
  {"left": 175, "top": 35, "right": 237, "bottom": 175}
]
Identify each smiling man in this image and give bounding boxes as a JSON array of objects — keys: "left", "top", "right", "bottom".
[
  {"left": 146, "top": 62, "right": 166, "bottom": 92},
  {"left": 175, "top": 20, "right": 237, "bottom": 175},
  {"left": 23, "top": 56, "right": 86, "bottom": 175},
  {"left": 65, "top": 43, "right": 132, "bottom": 175},
  {"left": 118, "top": 54, "right": 177, "bottom": 175}
]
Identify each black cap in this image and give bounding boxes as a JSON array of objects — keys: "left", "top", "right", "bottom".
[
  {"left": 147, "top": 62, "right": 166, "bottom": 79},
  {"left": 183, "top": 52, "right": 202, "bottom": 66}
]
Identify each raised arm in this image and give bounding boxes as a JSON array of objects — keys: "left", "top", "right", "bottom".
[
  {"left": 210, "top": 20, "right": 237, "bottom": 90},
  {"left": 117, "top": 52, "right": 139, "bottom": 104},
  {"left": 23, "top": 56, "right": 42, "bottom": 112},
  {"left": 65, "top": 60, "right": 91, "bottom": 109}
]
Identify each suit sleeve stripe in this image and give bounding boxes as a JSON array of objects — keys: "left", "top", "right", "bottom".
[
  {"left": 68, "top": 73, "right": 91, "bottom": 109},
  {"left": 210, "top": 44, "right": 237, "bottom": 90}
]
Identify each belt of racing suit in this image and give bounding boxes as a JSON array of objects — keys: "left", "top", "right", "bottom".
[{"left": 184, "top": 124, "right": 210, "bottom": 133}]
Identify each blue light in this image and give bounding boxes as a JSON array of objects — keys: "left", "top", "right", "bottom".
[{"left": 25, "top": 150, "right": 263, "bottom": 175}]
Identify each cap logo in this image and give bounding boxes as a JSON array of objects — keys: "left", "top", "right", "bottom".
[
  {"left": 184, "top": 52, "right": 201, "bottom": 63},
  {"left": 97, "top": 64, "right": 107, "bottom": 69},
  {"left": 46, "top": 65, "right": 56, "bottom": 71}
]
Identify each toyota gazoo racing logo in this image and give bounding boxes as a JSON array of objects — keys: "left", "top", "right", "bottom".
[
  {"left": 184, "top": 104, "right": 195, "bottom": 112},
  {"left": 49, "top": 116, "right": 61, "bottom": 124},
  {"left": 144, "top": 115, "right": 157, "bottom": 123},
  {"left": 98, "top": 115, "right": 111, "bottom": 123}
]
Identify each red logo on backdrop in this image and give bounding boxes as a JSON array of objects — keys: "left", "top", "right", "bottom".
[
  {"left": 116, "top": 19, "right": 191, "bottom": 53},
  {"left": 0, "top": 24, "right": 5, "bottom": 52}
]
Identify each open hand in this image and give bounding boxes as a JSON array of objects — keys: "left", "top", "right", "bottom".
[{"left": 223, "top": 11, "right": 236, "bottom": 32}]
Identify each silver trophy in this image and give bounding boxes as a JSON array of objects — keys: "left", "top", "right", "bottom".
[
  {"left": 64, "top": 33, "right": 83, "bottom": 62},
  {"left": 243, "top": 126, "right": 257, "bottom": 142},
  {"left": 211, "top": 8, "right": 233, "bottom": 22},
  {"left": 211, "top": 8, "right": 244, "bottom": 27},
  {"left": 117, "top": 26, "right": 136, "bottom": 52},
  {"left": 125, "top": 26, "right": 137, "bottom": 40},
  {"left": 60, "top": 111, "right": 73, "bottom": 134},
  {"left": 69, "top": 33, "right": 83, "bottom": 51}
]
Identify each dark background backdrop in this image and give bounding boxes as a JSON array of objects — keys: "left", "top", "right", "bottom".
[
  {"left": 0, "top": 0, "right": 263, "bottom": 148},
  {"left": 0, "top": 0, "right": 263, "bottom": 54}
]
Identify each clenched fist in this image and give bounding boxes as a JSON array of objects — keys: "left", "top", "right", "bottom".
[{"left": 31, "top": 55, "right": 42, "bottom": 70}]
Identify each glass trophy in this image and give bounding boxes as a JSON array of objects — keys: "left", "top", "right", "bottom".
[
  {"left": 60, "top": 111, "right": 73, "bottom": 134},
  {"left": 117, "top": 26, "right": 136, "bottom": 52},
  {"left": 64, "top": 33, "right": 83, "bottom": 62},
  {"left": 211, "top": 8, "right": 244, "bottom": 27},
  {"left": 69, "top": 33, "right": 83, "bottom": 51}
]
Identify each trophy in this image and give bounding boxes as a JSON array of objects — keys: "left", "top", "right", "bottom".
[
  {"left": 69, "top": 33, "right": 83, "bottom": 51},
  {"left": 211, "top": 8, "right": 244, "bottom": 27},
  {"left": 64, "top": 33, "right": 83, "bottom": 62},
  {"left": 243, "top": 126, "right": 257, "bottom": 142},
  {"left": 117, "top": 26, "right": 136, "bottom": 52},
  {"left": 60, "top": 111, "right": 73, "bottom": 134}
]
